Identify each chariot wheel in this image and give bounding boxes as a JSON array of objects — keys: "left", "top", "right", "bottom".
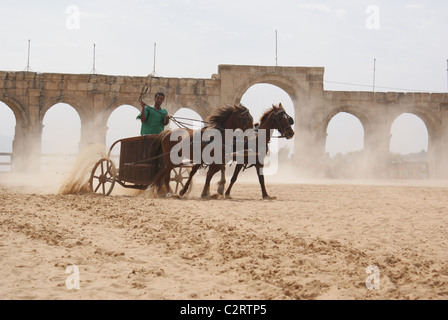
[
  {"left": 89, "top": 158, "right": 117, "bottom": 196},
  {"left": 169, "top": 166, "right": 193, "bottom": 196}
]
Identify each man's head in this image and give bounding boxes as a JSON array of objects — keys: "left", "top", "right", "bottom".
[{"left": 154, "top": 92, "right": 165, "bottom": 108}]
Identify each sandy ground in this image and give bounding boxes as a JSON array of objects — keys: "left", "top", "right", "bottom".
[{"left": 1, "top": 166, "right": 448, "bottom": 300}]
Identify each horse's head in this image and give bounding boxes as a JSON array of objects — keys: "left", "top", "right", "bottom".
[
  {"left": 261, "top": 103, "right": 295, "bottom": 139},
  {"left": 208, "top": 104, "right": 254, "bottom": 131},
  {"left": 233, "top": 104, "right": 254, "bottom": 131}
]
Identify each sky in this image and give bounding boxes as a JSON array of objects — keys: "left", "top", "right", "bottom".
[{"left": 0, "top": 0, "right": 447, "bottom": 157}]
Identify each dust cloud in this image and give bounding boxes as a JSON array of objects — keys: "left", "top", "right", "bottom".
[
  {"left": 58, "top": 144, "right": 107, "bottom": 195},
  {"left": 2, "top": 104, "right": 448, "bottom": 197}
]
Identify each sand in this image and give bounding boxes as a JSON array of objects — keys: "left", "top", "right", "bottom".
[{"left": 1, "top": 166, "right": 448, "bottom": 300}]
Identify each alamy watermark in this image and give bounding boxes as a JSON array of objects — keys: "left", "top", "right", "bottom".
[
  {"left": 365, "top": 265, "right": 380, "bottom": 290},
  {"left": 66, "top": 265, "right": 80, "bottom": 290},
  {"left": 365, "top": 5, "right": 380, "bottom": 30},
  {"left": 66, "top": 5, "right": 80, "bottom": 30}
]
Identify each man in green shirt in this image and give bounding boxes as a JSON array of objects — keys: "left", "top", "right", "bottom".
[{"left": 137, "top": 92, "right": 170, "bottom": 135}]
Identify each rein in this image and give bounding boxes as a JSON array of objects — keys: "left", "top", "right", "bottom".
[
  {"left": 139, "top": 85, "right": 250, "bottom": 131},
  {"left": 258, "top": 109, "right": 293, "bottom": 139},
  {"left": 140, "top": 101, "right": 211, "bottom": 130}
]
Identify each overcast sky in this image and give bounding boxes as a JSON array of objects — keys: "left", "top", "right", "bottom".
[{"left": 1, "top": 0, "right": 446, "bottom": 156}]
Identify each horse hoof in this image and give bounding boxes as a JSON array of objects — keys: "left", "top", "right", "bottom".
[
  {"left": 179, "top": 189, "right": 186, "bottom": 197},
  {"left": 263, "top": 195, "right": 277, "bottom": 200},
  {"left": 224, "top": 195, "right": 232, "bottom": 200},
  {"left": 217, "top": 184, "right": 225, "bottom": 195}
]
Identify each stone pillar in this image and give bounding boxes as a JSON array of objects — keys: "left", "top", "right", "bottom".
[
  {"left": 218, "top": 65, "right": 237, "bottom": 106},
  {"left": 428, "top": 133, "right": 441, "bottom": 179},
  {"left": 11, "top": 122, "right": 28, "bottom": 172},
  {"left": 80, "top": 118, "right": 108, "bottom": 152},
  {"left": 79, "top": 92, "right": 108, "bottom": 151},
  {"left": 20, "top": 89, "right": 43, "bottom": 172},
  {"left": 364, "top": 118, "right": 390, "bottom": 178},
  {"left": 434, "top": 104, "right": 448, "bottom": 178},
  {"left": 294, "top": 97, "right": 327, "bottom": 178}
]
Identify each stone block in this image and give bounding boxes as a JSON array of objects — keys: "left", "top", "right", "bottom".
[
  {"left": 401, "top": 92, "right": 415, "bottom": 103},
  {"left": 395, "top": 92, "right": 406, "bottom": 102},
  {"left": 43, "top": 81, "right": 60, "bottom": 91},
  {"left": 385, "top": 92, "right": 397, "bottom": 102},
  {"left": 413, "top": 93, "right": 431, "bottom": 102},
  {"left": 337, "top": 91, "right": 354, "bottom": 101},
  {"left": 358, "top": 92, "right": 373, "bottom": 101},
  {"left": 179, "top": 86, "right": 195, "bottom": 96},
  {"left": 431, "top": 93, "right": 446, "bottom": 103}
]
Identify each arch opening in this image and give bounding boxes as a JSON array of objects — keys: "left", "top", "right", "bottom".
[
  {"left": 41, "top": 103, "right": 81, "bottom": 172},
  {"left": 389, "top": 113, "right": 429, "bottom": 179},
  {"left": 228, "top": 83, "right": 297, "bottom": 181},
  {"left": 170, "top": 108, "right": 204, "bottom": 131},
  {"left": 325, "top": 112, "right": 365, "bottom": 178},
  {"left": 0, "top": 102, "right": 16, "bottom": 171},
  {"left": 241, "top": 83, "right": 295, "bottom": 159},
  {"left": 106, "top": 105, "right": 140, "bottom": 155}
]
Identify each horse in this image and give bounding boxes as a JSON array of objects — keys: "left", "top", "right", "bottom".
[
  {"left": 224, "top": 103, "right": 295, "bottom": 200},
  {"left": 146, "top": 104, "right": 254, "bottom": 198}
]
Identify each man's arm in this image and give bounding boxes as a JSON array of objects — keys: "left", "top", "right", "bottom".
[
  {"left": 140, "top": 101, "right": 147, "bottom": 123},
  {"left": 163, "top": 114, "right": 169, "bottom": 126}
]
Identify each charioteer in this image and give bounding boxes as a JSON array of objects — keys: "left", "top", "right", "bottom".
[{"left": 137, "top": 92, "right": 170, "bottom": 135}]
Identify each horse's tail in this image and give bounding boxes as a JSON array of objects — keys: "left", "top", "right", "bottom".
[{"left": 147, "top": 130, "right": 170, "bottom": 191}]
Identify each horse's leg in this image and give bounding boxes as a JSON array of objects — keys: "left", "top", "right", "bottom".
[
  {"left": 164, "top": 163, "right": 175, "bottom": 198},
  {"left": 164, "top": 167, "right": 171, "bottom": 197},
  {"left": 151, "top": 169, "right": 167, "bottom": 197},
  {"left": 224, "top": 163, "right": 244, "bottom": 199},
  {"left": 256, "top": 163, "right": 276, "bottom": 200},
  {"left": 179, "top": 164, "right": 200, "bottom": 197},
  {"left": 216, "top": 164, "right": 226, "bottom": 196},
  {"left": 155, "top": 153, "right": 172, "bottom": 198},
  {"left": 201, "top": 164, "right": 221, "bottom": 199}
]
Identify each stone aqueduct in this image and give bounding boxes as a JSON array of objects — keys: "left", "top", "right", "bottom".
[{"left": 1, "top": 64, "right": 448, "bottom": 178}]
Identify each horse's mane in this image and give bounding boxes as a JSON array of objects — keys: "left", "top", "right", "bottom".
[
  {"left": 259, "top": 104, "right": 283, "bottom": 124},
  {"left": 207, "top": 104, "right": 248, "bottom": 129}
]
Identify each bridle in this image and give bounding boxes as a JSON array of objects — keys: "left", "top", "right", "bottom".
[
  {"left": 235, "top": 107, "right": 253, "bottom": 131},
  {"left": 271, "top": 109, "right": 294, "bottom": 138}
]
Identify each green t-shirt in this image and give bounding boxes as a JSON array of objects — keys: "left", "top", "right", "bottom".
[{"left": 137, "top": 105, "right": 168, "bottom": 135}]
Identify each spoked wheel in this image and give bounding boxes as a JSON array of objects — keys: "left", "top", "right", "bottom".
[
  {"left": 89, "top": 158, "right": 117, "bottom": 196},
  {"left": 169, "top": 166, "right": 193, "bottom": 196}
]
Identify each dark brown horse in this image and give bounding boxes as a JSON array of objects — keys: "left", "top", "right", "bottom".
[
  {"left": 224, "top": 103, "right": 295, "bottom": 200},
  {"left": 147, "top": 104, "right": 253, "bottom": 197}
]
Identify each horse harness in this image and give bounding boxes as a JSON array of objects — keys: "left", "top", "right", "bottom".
[{"left": 271, "top": 109, "right": 294, "bottom": 138}]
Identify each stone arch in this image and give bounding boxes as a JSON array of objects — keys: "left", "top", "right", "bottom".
[
  {"left": 232, "top": 73, "right": 302, "bottom": 106},
  {"left": 389, "top": 112, "right": 428, "bottom": 154},
  {"left": 324, "top": 108, "right": 366, "bottom": 155},
  {"left": 170, "top": 107, "right": 205, "bottom": 130},
  {"left": 40, "top": 96, "right": 90, "bottom": 128},
  {"left": 105, "top": 99, "right": 140, "bottom": 125},
  {"left": 182, "top": 102, "right": 211, "bottom": 120},
  {"left": 40, "top": 101, "right": 82, "bottom": 150},
  {"left": 105, "top": 103, "right": 141, "bottom": 147},
  {"left": 324, "top": 105, "right": 369, "bottom": 129},
  {"left": 387, "top": 108, "right": 440, "bottom": 178},
  {"left": 322, "top": 105, "right": 370, "bottom": 143},
  {"left": 106, "top": 97, "right": 199, "bottom": 123},
  {"left": 0, "top": 96, "right": 29, "bottom": 126},
  {"left": 387, "top": 106, "right": 441, "bottom": 146},
  {"left": 233, "top": 73, "right": 303, "bottom": 158}
]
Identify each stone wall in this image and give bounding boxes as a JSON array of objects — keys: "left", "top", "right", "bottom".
[{"left": 1, "top": 65, "right": 448, "bottom": 177}]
